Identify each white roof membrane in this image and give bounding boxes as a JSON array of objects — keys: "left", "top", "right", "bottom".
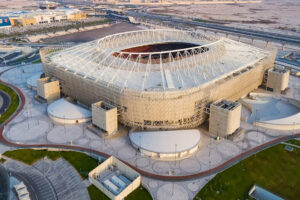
[
  {"left": 129, "top": 129, "right": 201, "bottom": 154},
  {"left": 47, "top": 98, "right": 92, "bottom": 120},
  {"left": 48, "top": 29, "right": 269, "bottom": 93}
]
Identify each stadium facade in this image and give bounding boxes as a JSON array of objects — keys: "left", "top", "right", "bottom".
[{"left": 40, "top": 29, "right": 276, "bottom": 130}]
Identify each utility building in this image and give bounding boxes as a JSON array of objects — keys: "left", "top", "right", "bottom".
[
  {"left": 266, "top": 68, "right": 290, "bottom": 93},
  {"left": 92, "top": 101, "right": 118, "bottom": 135},
  {"left": 89, "top": 156, "right": 141, "bottom": 200},
  {"left": 209, "top": 100, "right": 241, "bottom": 137},
  {"left": 37, "top": 77, "right": 60, "bottom": 102}
]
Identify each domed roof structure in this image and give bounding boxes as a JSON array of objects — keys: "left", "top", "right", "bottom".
[
  {"left": 129, "top": 129, "right": 201, "bottom": 159},
  {"left": 47, "top": 98, "right": 92, "bottom": 124}
]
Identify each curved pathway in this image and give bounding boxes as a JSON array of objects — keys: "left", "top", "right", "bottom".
[{"left": 0, "top": 68, "right": 299, "bottom": 181}]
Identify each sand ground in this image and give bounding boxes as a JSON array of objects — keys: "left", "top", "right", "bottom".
[{"left": 147, "top": 0, "right": 300, "bottom": 35}]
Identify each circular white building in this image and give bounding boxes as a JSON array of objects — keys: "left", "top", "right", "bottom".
[
  {"left": 129, "top": 129, "right": 201, "bottom": 160},
  {"left": 47, "top": 98, "right": 92, "bottom": 124}
]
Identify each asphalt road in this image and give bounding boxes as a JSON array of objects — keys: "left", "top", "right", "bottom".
[
  {"left": 276, "top": 57, "right": 300, "bottom": 68},
  {"left": 126, "top": 11, "right": 300, "bottom": 46},
  {"left": 7, "top": 54, "right": 41, "bottom": 66},
  {"left": 0, "top": 91, "right": 10, "bottom": 115}
]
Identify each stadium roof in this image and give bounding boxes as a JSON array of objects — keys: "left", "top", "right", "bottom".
[{"left": 48, "top": 29, "right": 269, "bottom": 92}]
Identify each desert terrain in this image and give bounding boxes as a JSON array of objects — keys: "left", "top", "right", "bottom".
[{"left": 147, "top": 0, "right": 300, "bottom": 35}]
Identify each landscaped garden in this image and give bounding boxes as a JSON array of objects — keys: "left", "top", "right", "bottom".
[
  {"left": 3, "top": 149, "right": 99, "bottom": 179},
  {"left": 4, "top": 149, "right": 153, "bottom": 200},
  {"left": 88, "top": 184, "right": 152, "bottom": 200},
  {"left": 194, "top": 139, "right": 300, "bottom": 200}
]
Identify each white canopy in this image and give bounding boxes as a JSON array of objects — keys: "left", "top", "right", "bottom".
[
  {"left": 129, "top": 129, "right": 201, "bottom": 154},
  {"left": 47, "top": 98, "right": 92, "bottom": 120}
]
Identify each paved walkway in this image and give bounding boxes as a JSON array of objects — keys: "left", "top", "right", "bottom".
[
  {"left": 33, "top": 158, "right": 89, "bottom": 200},
  {"left": 4, "top": 159, "right": 57, "bottom": 200},
  {"left": 0, "top": 67, "right": 299, "bottom": 181},
  {"left": 281, "top": 142, "right": 300, "bottom": 149}
]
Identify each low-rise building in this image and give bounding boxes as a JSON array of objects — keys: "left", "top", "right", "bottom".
[
  {"left": 0, "top": 17, "right": 12, "bottom": 29},
  {"left": 1, "top": 8, "right": 86, "bottom": 27},
  {"left": 209, "top": 99, "right": 241, "bottom": 137},
  {"left": 92, "top": 101, "right": 118, "bottom": 135},
  {"left": 266, "top": 68, "right": 290, "bottom": 93},
  {"left": 37, "top": 77, "right": 60, "bottom": 102},
  {"left": 89, "top": 156, "right": 141, "bottom": 200}
]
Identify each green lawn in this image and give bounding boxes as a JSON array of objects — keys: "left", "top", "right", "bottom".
[
  {"left": 125, "top": 186, "right": 152, "bottom": 200},
  {"left": 32, "top": 59, "right": 41, "bottom": 64},
  {"left": 3, "top": 149, "right": 99, "bottom": 179},
  {"left": 0, "top": 83, "right": 20, "bottom": 124},
  {"left": 285, "top": 139, "right": 300, "bottom": 146},
  {"left": 88, "top": 185, "right": 110, "bottom": 200},
  {"left": 194, "top": 140, "right": 300, "bottom": 200},
  {"left": 88, "top": 185, "right": 152, "bottom": 200},
  {"left": 0, "top": 158, "right": 6, "bottom": 163}
]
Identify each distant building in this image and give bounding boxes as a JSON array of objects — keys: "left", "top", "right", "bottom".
[
  {"left": 0, "top": 17, "right": 12, "bottom": 29},
  {"left": 93, "top": 0, "right": 261, "bottom": 5},
  {"left": 1, "top": 8, "right": 86, "bottom": 27},
  {"left": 39, "top": 1, "right": 58, "bottom": 10}
]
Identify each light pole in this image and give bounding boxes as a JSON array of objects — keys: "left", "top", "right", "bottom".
[
  {"left": 256, "top": 109, "right": 259, "bottom": 137},
  {"left": 174, "top": 144, "right": 177, "bottom": 167}
]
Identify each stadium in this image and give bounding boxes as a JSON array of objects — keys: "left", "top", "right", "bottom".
[{"left": 40, "top": 29, "right": 276, "bottom": 130}]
